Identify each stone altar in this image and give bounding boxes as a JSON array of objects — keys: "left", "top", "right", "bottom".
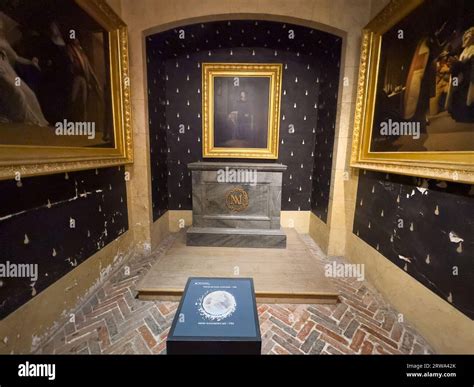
[{"left": 186, "top": 162, "right": 287, "bottom": 248}]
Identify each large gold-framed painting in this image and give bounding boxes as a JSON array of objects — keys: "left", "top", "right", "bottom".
[
  {"left": 0, "top": 0, "right": 132, "bottom": 180},
  {"left": 202, "top": 63, "right": 282, "bottom": 159},
  {"left": 351, "top": 0, "right": 474, "bottom": 183}
]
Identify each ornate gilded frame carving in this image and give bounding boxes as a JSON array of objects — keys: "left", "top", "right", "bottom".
[
  {"left": 350, "top": 0, "right": 474, "bottom": 183},
  {"left": 202, "top": 63, "right": 282, "bottom": 159},
  {"left": 0, "top": 0, "right": 133, "bottom": 180}
]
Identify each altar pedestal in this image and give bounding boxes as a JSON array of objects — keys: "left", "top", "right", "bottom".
[{"left": 186, "top": 162, "right": 287, "bottom": 248}]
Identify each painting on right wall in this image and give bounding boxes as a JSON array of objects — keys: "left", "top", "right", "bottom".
[{"left": 351, "top": 0, "right": 474, "bottom": 183}]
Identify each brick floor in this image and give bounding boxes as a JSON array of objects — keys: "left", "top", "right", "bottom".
[{"left": 36, "top": 233, "right": 434, "bottom": 355}]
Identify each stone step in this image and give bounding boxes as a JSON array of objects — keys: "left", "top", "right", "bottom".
[{"left": 186, "top": 226, "right": 287, "bottom": 248}]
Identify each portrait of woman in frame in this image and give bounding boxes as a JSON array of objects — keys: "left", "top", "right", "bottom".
[{"left": 0, "top": 0, "right": 132, "bottom": 180}]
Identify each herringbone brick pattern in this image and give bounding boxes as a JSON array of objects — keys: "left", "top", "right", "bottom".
[{"left": 36, "top": 233, "right": 434, "bottom": 355}]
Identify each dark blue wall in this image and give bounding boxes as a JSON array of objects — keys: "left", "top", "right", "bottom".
[
  {"left": 0, "top": 167, "right": 128, "bottom": 319},
  {"left": 146, "top": 20, "right": 342, "bottom": 222},
  {"left": 354, "top": 170, "right": 474, "bottom": 319}
]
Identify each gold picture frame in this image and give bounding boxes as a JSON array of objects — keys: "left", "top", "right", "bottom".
[
  {"left": 351, "top": 0, "right": 474, "bottom": 183},
  {"left": 0, "top": 0, "right": 133, "bottom": 180},
  {"left": 202, "top": 63, "right": 282, "bottom": 159}
]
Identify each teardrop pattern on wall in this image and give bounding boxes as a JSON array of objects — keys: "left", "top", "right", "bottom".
[
  {"left": 146, "top": 20, "right": 341, "bottom": 223},
  {"left": 0, "top": 167, "right": 128, "bottom": 319},
  {"left": 353, "top": 170, "right": 474, "bottom": 319}
]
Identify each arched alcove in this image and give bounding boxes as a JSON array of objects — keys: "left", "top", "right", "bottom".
[
  {"left": 121, "top": 3, "right": 368, "bottom": 257},
  {"left": 143, "top": 18, "right": 343, "bottom": 230}
]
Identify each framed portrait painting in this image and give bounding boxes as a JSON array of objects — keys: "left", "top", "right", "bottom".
[
  {"left": 351, "top": 0, "right": 474, "bottom": 183},
  {"left": 202, "top": 63, "right": 282, "bottom": 159},
  {"left": 0, "top": 0, "right": 132, "bottom": 180}
]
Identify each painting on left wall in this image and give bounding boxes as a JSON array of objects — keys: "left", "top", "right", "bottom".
[{"left": 0, "top": 0, "right": 133, "bottom": 180}]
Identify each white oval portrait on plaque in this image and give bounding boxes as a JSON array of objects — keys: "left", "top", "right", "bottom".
[{"left": 199, "top": 291, "right": 237, "bottom": 321}]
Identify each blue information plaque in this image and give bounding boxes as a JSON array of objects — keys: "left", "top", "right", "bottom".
[{"left": 167, "top": 277, "right": 261, "bottom": 355}]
